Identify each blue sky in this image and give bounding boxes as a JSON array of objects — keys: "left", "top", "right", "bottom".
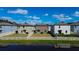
[{"left": 0, "top": 7, "right": 79, "bottom": 24}]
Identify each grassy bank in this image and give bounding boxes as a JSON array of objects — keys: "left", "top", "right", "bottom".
[{"left": 0, "top": 40, "right": 79, "bottom": 44}]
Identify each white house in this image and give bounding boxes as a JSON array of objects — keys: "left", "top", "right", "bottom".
[
  {"left": 54, "top": 24, "right": 71, "bottom": 35},
  {"left": 16, "top": 24, "right": 35, "bottom": 34},
  {"left": 0, "top": 19, "right": 17, "bottom": 37},
  {"left": 70, "top": 22, "right": 79, "bottom": 34}
]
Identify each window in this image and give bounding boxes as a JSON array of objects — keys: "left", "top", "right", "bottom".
[{"left": 65, "top": 30, "right": 67, "bottom": 33}]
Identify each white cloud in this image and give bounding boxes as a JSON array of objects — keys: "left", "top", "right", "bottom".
[
  {"left": 8, "top": 8, "right": 28, "bottom": 14},
  {"left": 73, "top": 11, "right": 79, "bottom": 17},
  {"left": 0, "top": 16, "right": 12, "bottom": 20},
  {"left": 26, "top": 16, "right": 32, "bottom": 18},
  {"left": 44, "top": 21, "right": 52, "bottom": 24},
  {"left": 32, "top": 16, "right": 40, "bottom": 19},
  {"left": 16, "top": 19, "right": 25, "bottom": 24},
  {"left": 0, "top": 16, "right": 16, "bottom": 22},
  {"left": 26, "top": 16, "right": 40, "bottom": 20},
  {"left": 53, "top": 14, "right": 72, "bottom": 21},
  {"left": 26, "top": 19, "right": 42, "bottom": 25},
  {"left": 44, "top": 13, "right": 49, "bottom": 16}
]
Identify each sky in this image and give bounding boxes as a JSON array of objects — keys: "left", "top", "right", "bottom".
[{"left": 0, "top": 7, "right": 79, "bottom": 25}]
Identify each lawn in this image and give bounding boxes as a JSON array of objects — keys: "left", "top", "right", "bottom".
[
  {"left": 3, "top": 34, "right": 28, "bottom": 37},
  {"left": 0, "top": 40, "right": 79, "bottom": 44},
  {"left": 32, "top": 34, "right": 52, "bottom": 37}
]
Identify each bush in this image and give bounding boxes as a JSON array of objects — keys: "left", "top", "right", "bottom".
[
  {"left": 15, "top": 31, "right": 18, "bottom": 34},
  {"left": 34, "top": 30, "right": 37, "bottom": 34},
  {"left": 40, "top": 32, "right": 43, "bottom": 34},
  {"left": 26, "top": 32, "right": 28, "bottom": 34},
  {"left": 47, "top": 31, "right": 51, "bottom": 34}
]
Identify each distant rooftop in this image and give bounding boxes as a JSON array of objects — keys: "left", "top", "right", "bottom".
[{"left": 0, "top": 19, "right": 16, "bottom": 26}]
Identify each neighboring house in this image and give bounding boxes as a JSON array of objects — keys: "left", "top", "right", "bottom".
[
  {"left": 70, "top": 22, "right": 79, "bottom": 34},
  {"left": 54, "top": 24, "right": 71, "bottom": 35},
  {"left": 16, "top": 24, "right": 52, "bottom": 34},
  {"left": 35, "top": 24, "right": 52, "bottom": 33},
  {"left": 16, "top": 24, "right": 35, "bottom": 34},
  {"left": 0, "top": 19, "right": 17, "bottom": 37}
]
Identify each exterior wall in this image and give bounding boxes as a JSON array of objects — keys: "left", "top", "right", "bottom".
[
  {"left": 35, "top": 26, "right": 48, "bottom": 32},
  {"left": 1, "top": 26, "right": 17, "bottom": 33},
  {"left": 74, "top": 26, "right": 79, "bottom": 34},
  {"left": 25, "top": 26, "right": 35, "bottom": 32},
  {"left": 54, "top": 25, "right": 71, "bottom": 34},
  {"left": 17, "top": 26, "right": 35, "bottom": 33},
  {"left": 48, "top": 26, "right": 51, "bottom": 31}
]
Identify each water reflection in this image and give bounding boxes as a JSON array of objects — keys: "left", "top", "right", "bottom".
[{"left": 0, "top": 43, "right": 79, "bottom": 51}]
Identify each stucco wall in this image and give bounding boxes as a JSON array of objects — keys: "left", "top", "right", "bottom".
[
  {"left": 17, "top": 26, "right": 35, "bottom": 33},
  {"left": 74, "top": 26, "right": 79, "bottom": 34},
  {"left": 54, "top": 25, "right": 71, "bottom": 34},
  {"left": 1, "top": 26, "right": 17, "bottom": 33}
]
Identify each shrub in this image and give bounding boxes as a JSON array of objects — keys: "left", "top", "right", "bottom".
[
  {"left": 40, "top": 32, "right": 43, "bottom": 34},
  {"left": 15, "top": 31, "right": 18, "bottom": 34},
  {"left": 26, "top": 32, "right": 28, "bottom": 34},
  {"left": 34, "top": 30, "right": 37, "bottom": 34}
]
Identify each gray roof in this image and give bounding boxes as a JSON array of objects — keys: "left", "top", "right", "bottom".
[
  {"left": 0, "top": 19, "right": 16, "bottom": 26},
  {"left": 67, "top": 22, "right": 79, "bottom": 26}
]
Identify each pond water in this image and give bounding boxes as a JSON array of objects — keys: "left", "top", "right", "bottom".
[{"left": 0, "top": 43, "right": 79, "bottom": 51}]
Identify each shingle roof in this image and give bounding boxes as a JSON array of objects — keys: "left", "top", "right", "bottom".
[{"left": 0, "top": 19, "right": 16, "bottom": 26}]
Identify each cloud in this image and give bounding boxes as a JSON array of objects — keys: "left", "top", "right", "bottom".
[
  {"left": 32, "top": 16, "right": 40, "bottom": 19},
  {"left": 26, "top": 16, "right": 40, "bottom": 20},
  {"left": 44, "top": 13, "right": 49, "bottom": 16},
  {"left": 16, "top": 19, "right": 25, "bottom": 24},
  {"left": 53, "top": 14, "right": 72, "bottom": 21},
  {"left": 73, "top": 11, "right": 79, "bottom": 17},
  {"left": 0, "top": 16, "right": 12, "bottom": 20},
  {"left": 26, "top": 19, "right": 42, "bottom": 25},
  {"left": 44, "top": 21, "right": 52, "bottom": 24},
  {"left": 0, "top": 16, "right": 16, "bottom": 22},
  {"left": 8, "top": 8, "right": 28, "bottom": 14}
]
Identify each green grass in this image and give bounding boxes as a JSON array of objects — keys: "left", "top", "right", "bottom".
[
  {"left": 0, "top": 40, "right": 79, "bottom": 44},
  {"left": 32, "top": 34, "right": 51, "bottom": 37},
  {"left": 4, "top": 34, "right": 28, "bottom": 37}
]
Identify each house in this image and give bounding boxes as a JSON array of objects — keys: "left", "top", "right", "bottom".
[
  {"left": 16, "top": 24, "right": 52, "bottom": 34},
  {"left": 16, "top": 24, "right": 35, "bottom": 34},
  {"left": 34, "top": 24, "right": 52, "bottom": 34},
  {"left": 53, "top": 23, "right": 71, "bottom": 35},
  {"left": 70, "top": 22, "right": 79, "bottom": 35},
  {"left": 0, "top": 19, "right": 17, "bottom": 37}
]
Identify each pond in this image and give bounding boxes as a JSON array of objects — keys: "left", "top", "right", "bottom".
[{"left": 0, "top": 43, "right": 79, "bottom": 51}]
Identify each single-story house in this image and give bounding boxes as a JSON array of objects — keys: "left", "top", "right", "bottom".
[
  {"left": 53, "top": 23, "right": 71, "bottom": 35},
  {"left": 16, "top": 24, "right": 52, "bottom": 34},
  {"left": 16, "top": 24, "right": 35, "bottom": 34},
  {"left": 0, "top": 19, "right": 17, "bottom": 37},
  {"left": 34, "top": 24, "right": 52, "bottom": 34},
  {"left": 70, "top": 22, "right": 79, "bottom": 35}
]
